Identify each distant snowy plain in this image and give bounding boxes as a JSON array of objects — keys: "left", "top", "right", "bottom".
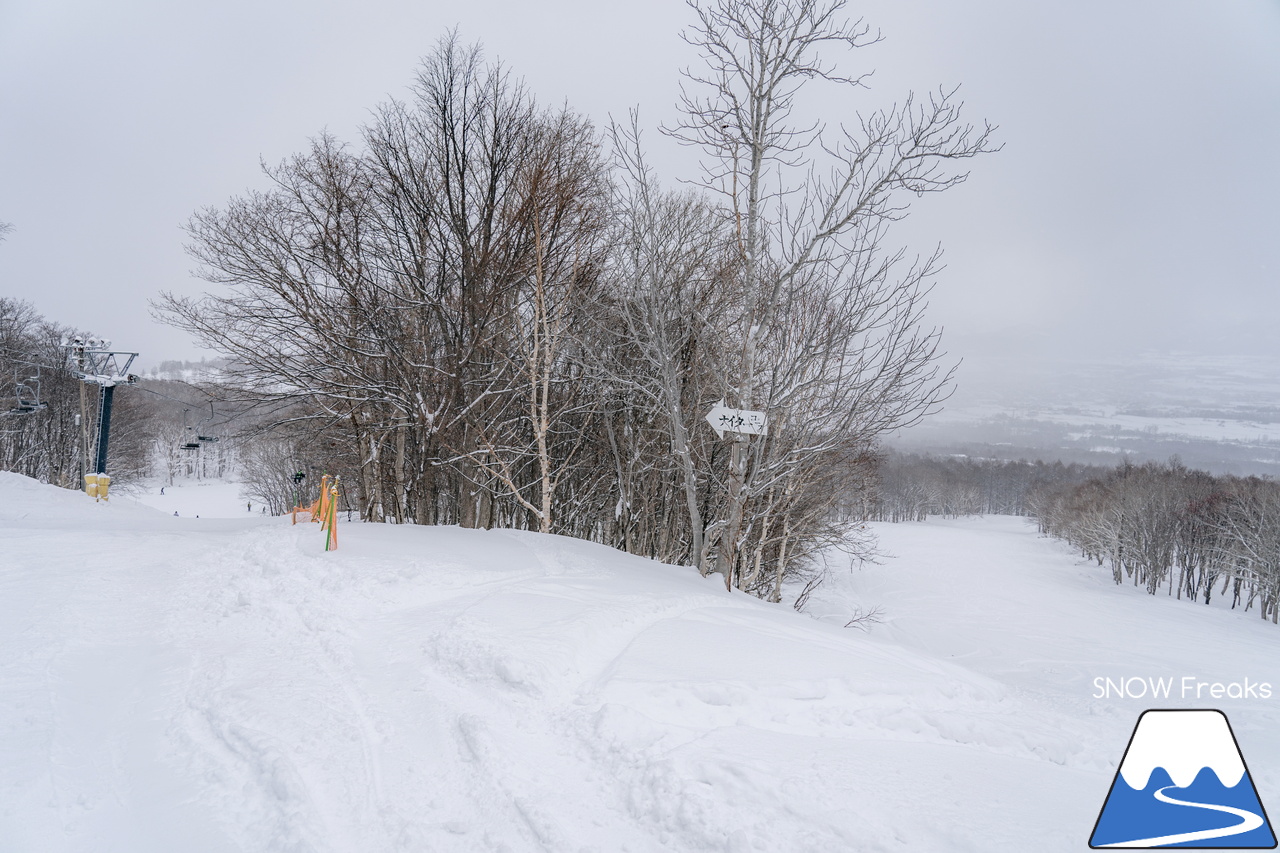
[
  {"left": 892, "top": 352, "right": 1280, "bottom": 475},
  {"left": 1, "top": 473, "right": 1276, "bottom": 851}
]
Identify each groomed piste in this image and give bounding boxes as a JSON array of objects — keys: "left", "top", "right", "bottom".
[{"left": 1, "top": 472, "right": 1277, "bottom": 852}]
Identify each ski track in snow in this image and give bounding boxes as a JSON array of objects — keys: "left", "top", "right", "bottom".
[{"left": 1, "top": 473, "right": 1278, "bottom": 852}]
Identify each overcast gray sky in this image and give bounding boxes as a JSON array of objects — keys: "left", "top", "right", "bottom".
[{"left": 2, "top": 0, "right": 1278, "bottom": 375}]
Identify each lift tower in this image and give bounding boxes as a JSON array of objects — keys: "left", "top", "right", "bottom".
[{"left": 65, "top": 337, "right": 138, "bottom": 499}]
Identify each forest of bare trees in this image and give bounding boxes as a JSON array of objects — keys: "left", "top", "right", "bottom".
[
  {"left": 870, "top": 452, "right": 1102, "bottom": 521},
  {"left": 1, "top": 297, "right": 97, "bottom": 487},
  {"left": 872, "top": 452, "right": 1280, "bottom": 624},
  {"left": 156, "top": 0, "right": 994, "bottom": 598},
  {"left": 875, "top": 450, "right": 1280, "bottom": 625},
  {"left": 1032, "top": 460, "right": 1280, "bottom": 623}
]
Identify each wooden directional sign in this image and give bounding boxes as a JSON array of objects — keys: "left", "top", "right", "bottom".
[{"left": 704, "top": 400, "right": 768, "bottom": 438}]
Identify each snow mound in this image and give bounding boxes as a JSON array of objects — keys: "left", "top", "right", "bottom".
[{"left": 0, "top": 471, "right": 163, "bottom": 526}]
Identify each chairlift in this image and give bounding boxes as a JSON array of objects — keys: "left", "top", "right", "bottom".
[
  {"left": 179, "top": 401, "right": 219, "bottom": 450},
  {"left": 9, "top": 371, "right": 47, "bottom": 414},
  {"left": 195, "top": 401, "right": 219, "bottom": 445},
  {"left": 179, "top": 409, "right": 202, "bottom": 450}
]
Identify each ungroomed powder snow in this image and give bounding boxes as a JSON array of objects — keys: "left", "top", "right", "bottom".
[{"left": 1, "top": 472, "right": 1276, "bottom": 852}]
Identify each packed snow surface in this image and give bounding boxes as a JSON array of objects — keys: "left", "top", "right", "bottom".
[
  {"left": 131, "top": 479, "right": 254, "bottom": 519},
  {"left": 1, "top": 472, "right": 1277, "bottom": 852}
]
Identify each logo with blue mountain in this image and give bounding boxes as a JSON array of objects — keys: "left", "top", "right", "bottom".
[{"left": 1090, "top": 709, "right": 1276, "bottom": 848}]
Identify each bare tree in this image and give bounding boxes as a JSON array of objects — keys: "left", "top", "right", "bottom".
[
  {"left": 456, "top": 108, "right": 610, "bottom": 533},
  {"left": 664, "top": 0, "right": 998, "bottom": 587},
  {"left": 363, "top": 34, "right": 547, "bottom": 528},
  {"left": 603, "top": 113, "right": 733, "bottom": 569},
  {"left": 364, "top": 34, "right": 610, "bottom": 531},
  {"left": 162, "top": 34, "right": 610, "bottom": 531},
  {"left": 160, "top": 134, "right": 399, "bottom": 511}
]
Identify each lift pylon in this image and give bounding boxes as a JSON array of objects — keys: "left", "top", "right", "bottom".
[{"left": 64, "top": 336, "right": 139, "bottom": 500}]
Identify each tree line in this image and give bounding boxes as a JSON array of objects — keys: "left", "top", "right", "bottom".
[
  {"left": 0, "top": 298, "right": 150, "bottom": 488},
  {"left": 872, "top": 452, "right": 1280, "bottom": 624},
  {"left": 155, "top": 2, "right": 994, "bottom": 597},
  {"left": 1031, "top": 460, "right": 1280, "bottom": 623},
  {"left": 870, "top": 451, "right": 1103, "bottom": 522}
]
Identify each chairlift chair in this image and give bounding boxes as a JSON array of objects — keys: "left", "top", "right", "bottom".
[
  {"left": 194, "top": 402, "right": 219, "bottom": 445},
  {"left": 9, "top": 373, "right": 47, "bottom": 414},
  {"left": 179, "top": 409, "right": 202, "bottom": 450}
]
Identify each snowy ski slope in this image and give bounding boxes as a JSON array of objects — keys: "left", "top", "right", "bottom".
[{"left": 1, "top": 472, "right": 1276, "bottom": 852}]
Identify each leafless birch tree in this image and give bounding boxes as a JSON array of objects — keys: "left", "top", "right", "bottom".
[
  {"left": 602, "top": 113, "right": 733, "bottom": 569},
  {"left": 664, "top": 0, "right": 997, "bottom": 586}
]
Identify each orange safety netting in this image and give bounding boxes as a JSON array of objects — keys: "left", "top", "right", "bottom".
[{"left": 289, "top": 474, "right": 340, "bottom": 550}]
